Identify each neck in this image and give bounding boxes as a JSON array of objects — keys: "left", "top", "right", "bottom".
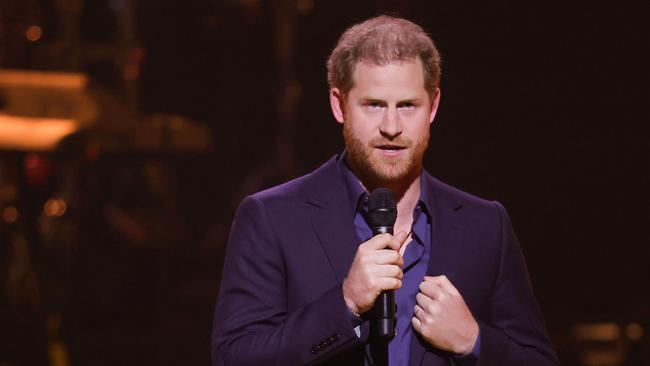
[{"left": 393, "top": 175, "right": 421, "bottom": 232}]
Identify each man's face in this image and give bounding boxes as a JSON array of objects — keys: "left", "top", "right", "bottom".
[{"left": 330, "top": 57, "right": 440, "bottom": 186}]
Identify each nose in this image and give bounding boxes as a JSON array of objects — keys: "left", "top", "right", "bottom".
[{"left": 379, "top": 107, "right": 402, "bottom": 139}]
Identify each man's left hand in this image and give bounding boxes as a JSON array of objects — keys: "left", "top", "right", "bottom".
[{"left": 411, "top": 275, "right": 479, "bottom": 355}]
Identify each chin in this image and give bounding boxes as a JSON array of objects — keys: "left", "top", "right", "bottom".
[
  {"left": 364, "top": 158, "right": 418, "bottom": 186},
  {"left": 371, "top": 163, "right": 407, "bottom": 180}
]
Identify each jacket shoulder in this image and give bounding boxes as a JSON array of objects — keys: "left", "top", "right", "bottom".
[
  {"left": 244, "top": 155, "right": 340, "bottom": 208},
  {"left": 424, "top": 173, "right": 497, "bottom": 210}
]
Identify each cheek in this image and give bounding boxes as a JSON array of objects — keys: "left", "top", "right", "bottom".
[
  {"left": 408, "top": 117, "right": 432, "bottom": 138},
  {"left": 346, "top": 125, "right": 370, "bottom": 144},
  {"left": 346, "top": 118, "right": 376, "bottom": 141}
]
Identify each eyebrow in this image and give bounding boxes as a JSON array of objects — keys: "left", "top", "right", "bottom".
[
  {"left": 358, "top": 97, "right": 423, "bottom": 104},
  {"left": 360, "top": 98, "right": 385, "bottom": 104}
]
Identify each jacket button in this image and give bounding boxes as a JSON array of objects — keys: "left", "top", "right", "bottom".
[{"left": 311, "top": 345, "right": 319, "bottom": 354}]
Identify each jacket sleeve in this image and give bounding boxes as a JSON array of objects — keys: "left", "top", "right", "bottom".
[
  {"left": 475, "top": 202, "right": 559, "bottom": 365},
  {"left": 211, "top": 195, "right": 363, "bottom": 366}
]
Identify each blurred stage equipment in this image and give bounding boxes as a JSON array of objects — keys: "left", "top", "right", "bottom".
[
  {"left": 0, "top": 68, "right": 212, "bottom": 153},
  {"left": 0, "top": 68, "right": 213, "bottom": 366},
  {"left": 570, "top": 322, "right": 649, "bottom": 366},
  {"left": 0, "top": 70, "right": 93, "bottom": 151}
]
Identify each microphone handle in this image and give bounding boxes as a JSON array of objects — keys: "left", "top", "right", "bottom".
[{"left": 371, "top": 226, "right": 396, "bottom": 341}]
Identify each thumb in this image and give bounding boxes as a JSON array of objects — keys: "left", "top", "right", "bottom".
[{"left": 395, "top": 230, "right": 409, "bottom": 248}]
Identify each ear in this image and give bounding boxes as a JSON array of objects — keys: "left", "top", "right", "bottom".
[
  {"left": 428, "top": 88, "right": 441, "bottom": 124},
  {"left": 329, "top": 88, "right": 345, "bottom": 124}
]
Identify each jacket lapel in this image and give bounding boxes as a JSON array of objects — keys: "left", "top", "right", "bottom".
[
  {"left": 409, "top": 172, "right": 465, "bottom": 366},
  {"left": 306, "top": 156, "right": 359, "bottom": 284},
  {"left": 424, "top": 173, "right": 464, "bottom": 279}
]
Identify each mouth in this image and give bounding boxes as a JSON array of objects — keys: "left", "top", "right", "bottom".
[
  {"left": 374, "top": 144, "right": 407, "bottom": 156},
  {"left": 375, "top": 144, "right": 406, "bottom": 152}
]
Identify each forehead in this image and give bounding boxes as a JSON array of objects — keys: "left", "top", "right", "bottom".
[{"left": 349, "top": 58, "right": 428, "bottom": 98}]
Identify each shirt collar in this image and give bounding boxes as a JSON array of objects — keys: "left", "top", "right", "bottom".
[
  {"left": 417, "top": 172, "right": 432, "bottom": 219},
  {"left": 337, "top": 150, "right": 369, "bottom": 214}
]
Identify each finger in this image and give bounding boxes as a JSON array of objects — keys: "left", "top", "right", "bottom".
[
  {"left": 416, "top": 292, "right": 435, "bottom": 311},
  {"left": 363, "top": 234, "right": 406, "bottom": 265},
  {"left": 369, "top": 249, "right": 403, "bottom": 265},
  {"left": 377, "top": 277, "right": 402, "bottom": 290},
  {"left": 377, "top": 232, "right": 405, "bottom": 252},
  {"left": 393, "top": 230, "right": 409, "bottom": 249},
  {"left": 419, "top": 279, "right": 446, "bottom": 299},
  {"left": 411, "top": 316, "right": 422, "bottom": 334},
  {"left": 396, "top": 254, "right": 404, "bottom": 268},
  {"left": 374, "top": 264, "right": 403, "bottom": 280},
  {"left": 425, "top": 275, "right": 460, "bottom": 296},
  {"left": 361, "top": 234, "right": 395, "bottom": 250},
  {"left": 413, "top": 304, "right": 425, "bottom": 321}
]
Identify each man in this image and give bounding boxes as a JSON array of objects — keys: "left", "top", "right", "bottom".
[{"left": 212, "top": 16, "right": 559, "bottom": 365}]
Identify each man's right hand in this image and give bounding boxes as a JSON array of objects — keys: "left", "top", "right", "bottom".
[{"left": 342, "top": 231, "right": 408, "bottom": 316}]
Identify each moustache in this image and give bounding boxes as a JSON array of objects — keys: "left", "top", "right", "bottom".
[{"left": 368, "top": 137, "right": 412, "bottom": 148}]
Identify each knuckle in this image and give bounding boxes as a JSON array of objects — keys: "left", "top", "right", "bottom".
[
  {"left": 418, "top": 282, "right": 427, "bottom": 292},
  {"left": 389, "top": 251, "right": 399, "bottom": 262},
  {"left": 411, "top": 318, "right": 419, "bottom": 328},
  {"left": 358, "top": 255, "right": 368, "bottom": 266}
]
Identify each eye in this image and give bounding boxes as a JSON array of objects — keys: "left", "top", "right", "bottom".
[
  {"left": 366, "top": 101, "right": 384, "bottom": 109},
  {"left": 398, "top": 101, "right": 417, "bottom": 109}
]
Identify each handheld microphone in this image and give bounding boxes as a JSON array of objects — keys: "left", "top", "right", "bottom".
[{"left": 366, "top": 188, "right": 397, "bottom": 341}]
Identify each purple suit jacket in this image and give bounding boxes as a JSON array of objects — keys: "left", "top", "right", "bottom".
[{"left": 212, "top": 155, "right": 559, "bottom": 365}]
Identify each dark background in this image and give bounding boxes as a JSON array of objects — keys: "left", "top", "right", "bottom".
[{"left": 1, "top": 1, "right": 648, "bottom": 365}]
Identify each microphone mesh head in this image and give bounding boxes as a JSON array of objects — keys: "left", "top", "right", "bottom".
[{"left": 367, "top": 188, "right": 397, "bottom": 228}]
